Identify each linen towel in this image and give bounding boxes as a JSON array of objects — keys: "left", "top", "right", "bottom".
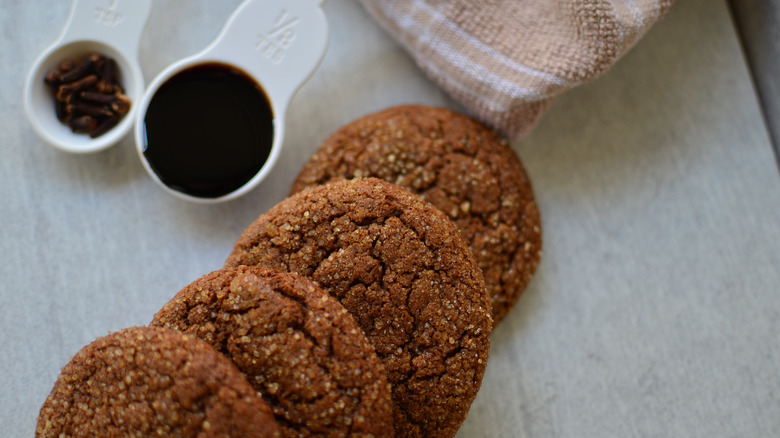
[{"left": 358, "top": 0, "right": 675, "bottom": 140}]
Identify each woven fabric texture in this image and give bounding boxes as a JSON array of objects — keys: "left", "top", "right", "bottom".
[{"left": 358, "top": 0, "right": 675, "bottom": 140}]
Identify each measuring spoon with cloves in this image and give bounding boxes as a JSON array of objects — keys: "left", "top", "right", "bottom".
[{"left": 25, "top": 0, "right": 151, "bottom": 153}]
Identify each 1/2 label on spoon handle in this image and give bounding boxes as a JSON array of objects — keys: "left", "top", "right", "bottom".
[
  {"left": 208, "top": 0, "right": 328, "bottom": 106},
  {"left": 256, "top": 9, "right": 301, "bottom": 64}
]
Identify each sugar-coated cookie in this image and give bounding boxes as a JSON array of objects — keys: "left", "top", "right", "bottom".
[
  {"left": 291, "top": 105, "right": 542, "bottom": 325},
  {"left": 152, "top": 266, "right": 394, "bottom": 438},
  {"left": 36, "top": 326, "right": 281, "bottom": 438},
  {"left": 227, "top": 178, "right": 492, "bottom": 438}
]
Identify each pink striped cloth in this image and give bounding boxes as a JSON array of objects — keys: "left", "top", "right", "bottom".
[{"left": 358, "top": 0, "right": 675, "bottom": 140}]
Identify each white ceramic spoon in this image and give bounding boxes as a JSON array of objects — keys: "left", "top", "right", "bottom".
[
  {"left": 135, "top": 0, "right": 329, "bottom": 203},
  {"left": 24, "top": 0, "right": 152, "bottom": 153}
]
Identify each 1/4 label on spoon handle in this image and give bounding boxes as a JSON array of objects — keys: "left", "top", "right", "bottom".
[
  {"left": 58, "top": 0, "right": 152, "bottom": 57},
  {"left": 94, "top": 0, "right": 124, "bottom": 27}
]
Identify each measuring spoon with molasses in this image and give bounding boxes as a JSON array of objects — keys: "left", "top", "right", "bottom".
[{"left": 135, "top": 0, "right": 329, "bottom": 202}]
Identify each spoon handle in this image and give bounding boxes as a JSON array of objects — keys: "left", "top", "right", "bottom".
[
  {"left": 204, "top": 0, "right": 329, "bottom": 109},
  {"left": 59, "top": 0, "right": 152, "bottom": 59}
]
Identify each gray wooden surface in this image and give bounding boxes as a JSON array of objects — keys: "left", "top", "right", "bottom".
[{"left": 2, "top": 0, "right": 780, "bottom": 436}]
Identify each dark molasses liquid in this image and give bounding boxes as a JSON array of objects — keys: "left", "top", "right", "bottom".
[{"left": 142, "top": 63, "right": 274, "bottom": 198}]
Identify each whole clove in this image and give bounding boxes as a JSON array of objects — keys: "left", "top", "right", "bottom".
[
  {"left": 90, "top": 115, "right": 120, "bottom": 139},
  {"left": 80, "top": 91, "right": 116, "bottom": 105},
  {"left": 111, "top": 95, "right": 132, "bottom": 115},
  {"left": 55, "top": 75, "right": 98, "bottom": 102},
  {"left": 67, "top": 101, "right": 115, "bottom": 118},
  {"left": 44, "top": 53, "right": 131, "bottom": 138},
  {"left": 69, "top": 115, "right": 99, "bottom": 134},
  {"left": 59, "top": 57, "right": 94, "bottom": 83}
]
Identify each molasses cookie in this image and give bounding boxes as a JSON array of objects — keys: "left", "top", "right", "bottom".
[
  {"left": 291, "top": 105, "right": 542, "bottom": 325},
  {"left": 226, "top": 178, "right": 492, "bottom": 438},
  {"left": 151, "top": 266, "right": 394, "bottom": 438},
  {"left": 36, "top": 326, "right": 280, "bottom": 438}
]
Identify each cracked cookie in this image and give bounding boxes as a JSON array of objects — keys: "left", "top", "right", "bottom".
[
  {"left": 226, "top": 178, "right": 492, "bottom": 438},
  {"left": 151, "top": 266, "right": 394, "bottom": 438},
  {"left": 36, "top": 326, "right": 281, "bottom": 438},
  {"left": 290, "top": 105, "right": 542, "bottom": 325}
]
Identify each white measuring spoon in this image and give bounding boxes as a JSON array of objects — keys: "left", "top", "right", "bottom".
[
  {"left": 24, "top": 0, "right": 152, "bottom": 153},
  {"left": 135, "top": 0, "right": 329, "bottom": 203}
]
